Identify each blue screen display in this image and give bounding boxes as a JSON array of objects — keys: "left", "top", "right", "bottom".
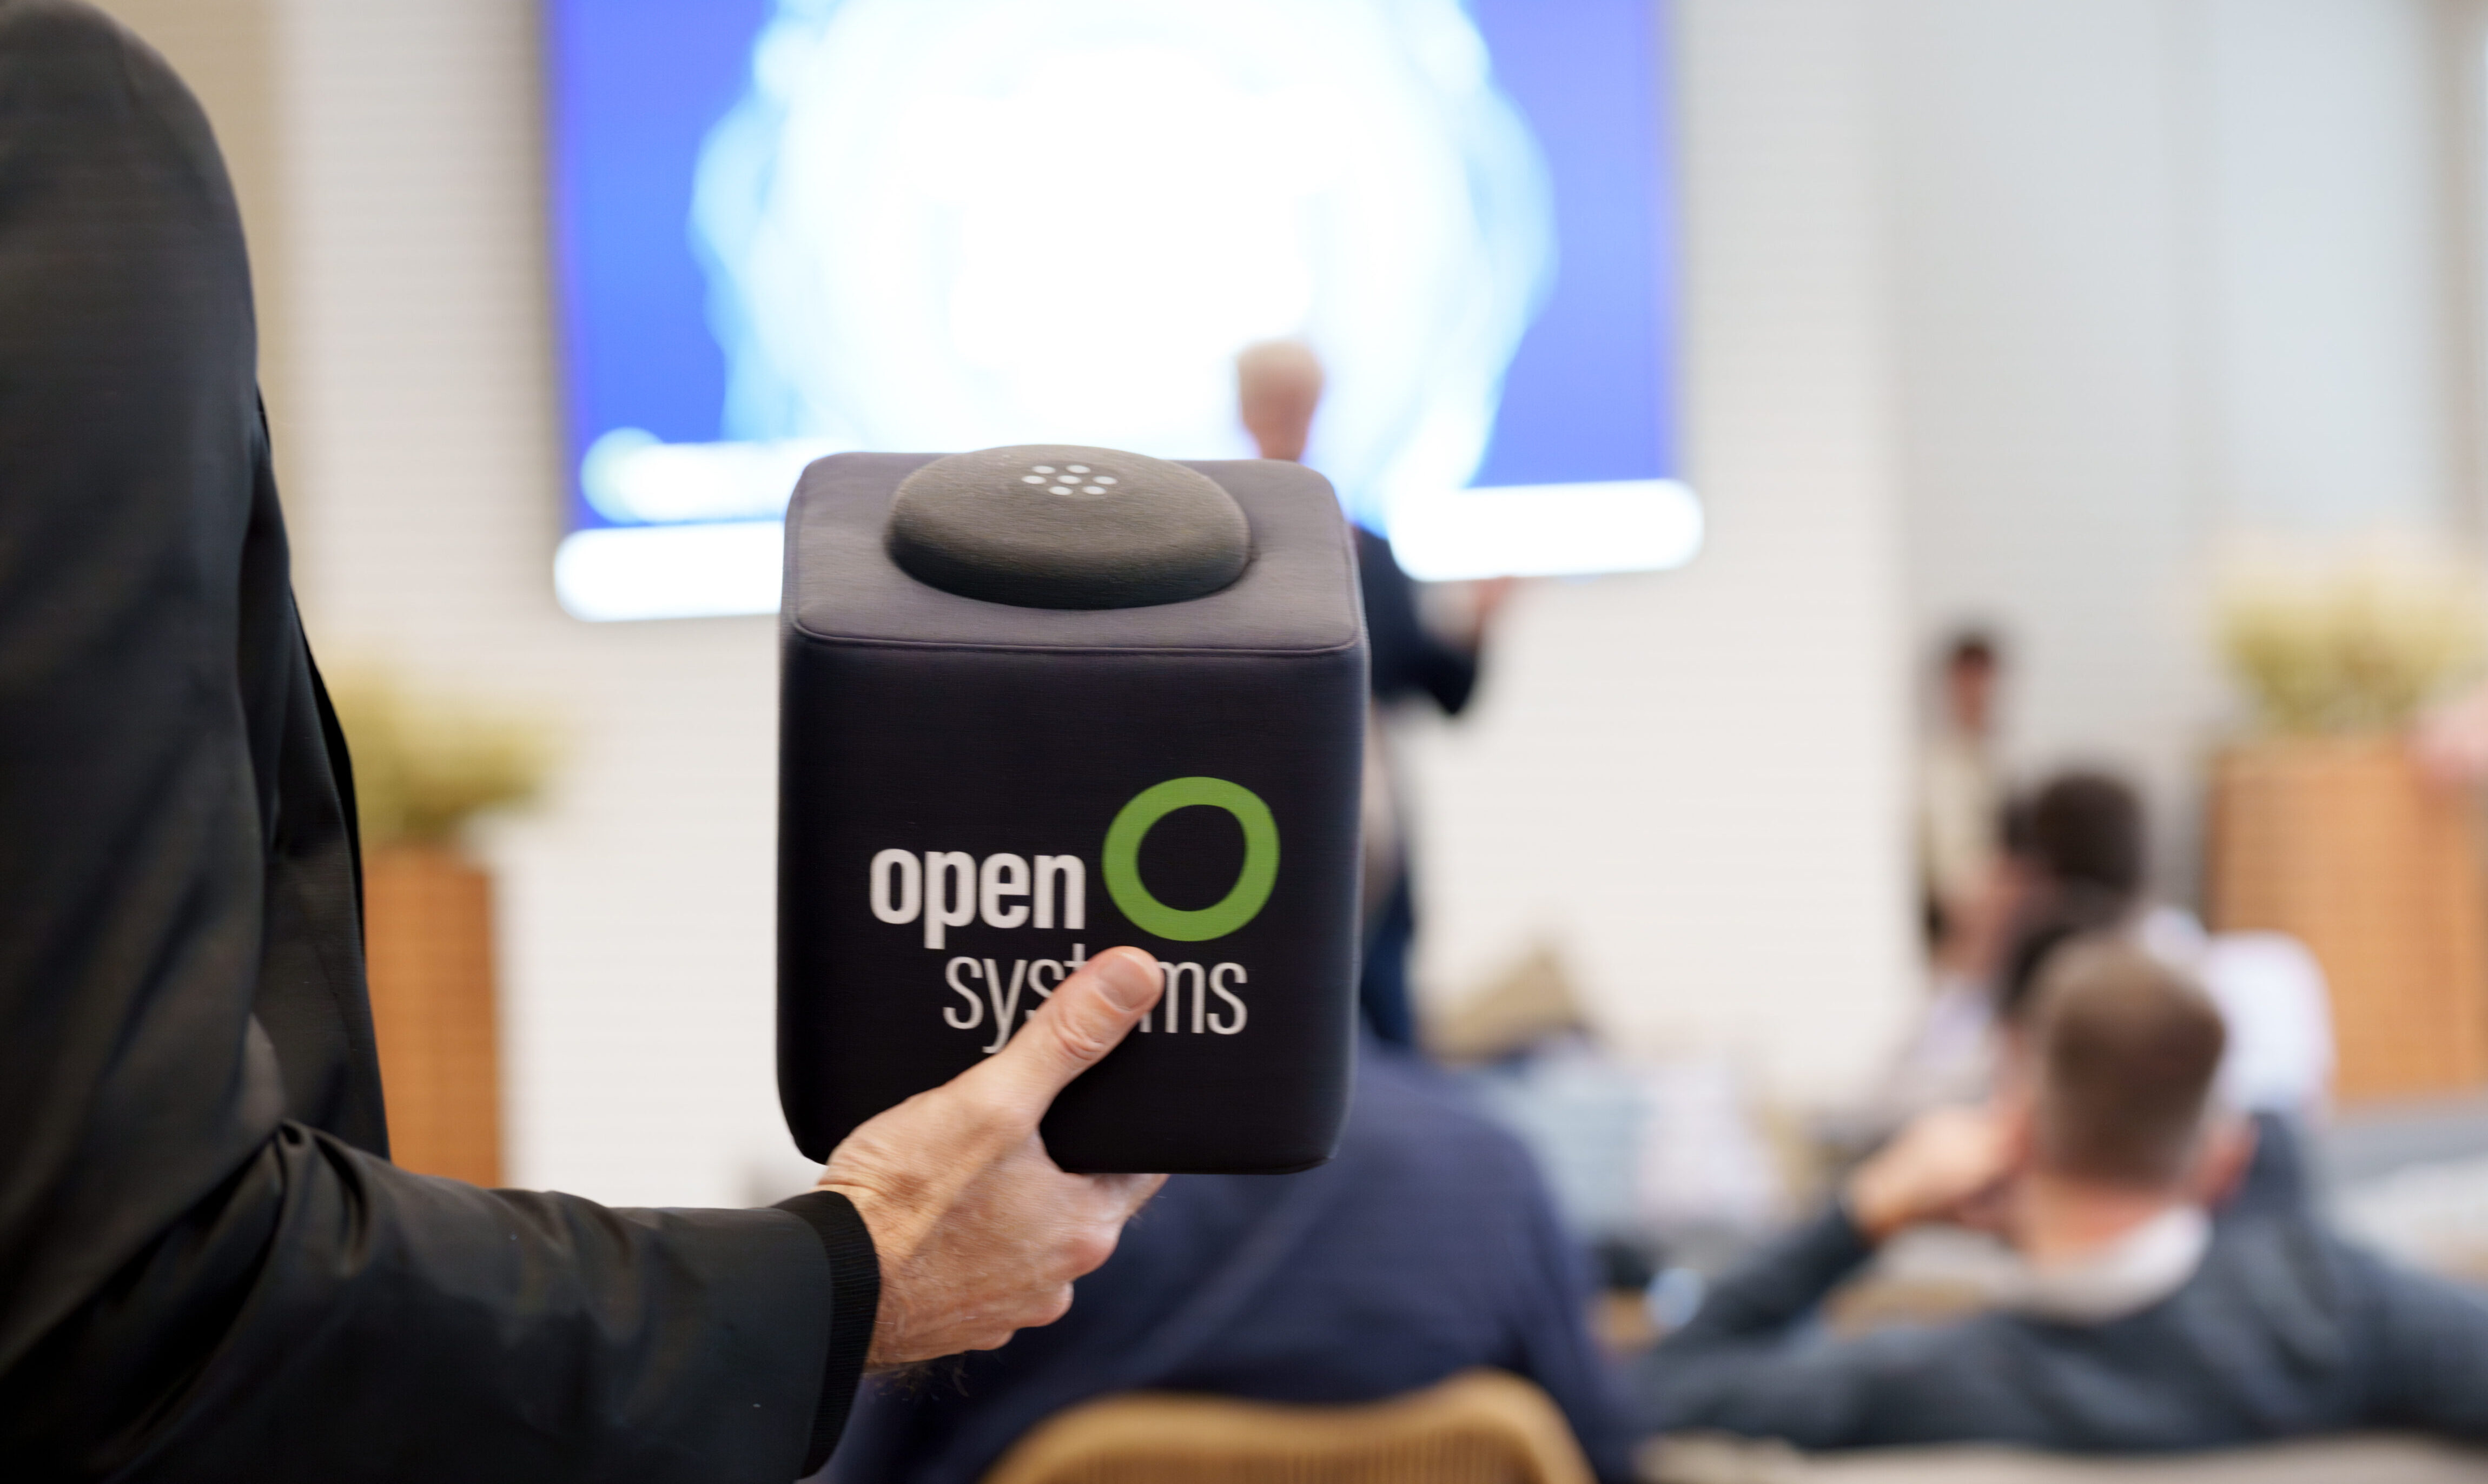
[{"left": 545, "top": 0, "right": 1688, "bottom": 619}]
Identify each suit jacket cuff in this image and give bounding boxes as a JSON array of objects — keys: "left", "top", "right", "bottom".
[{"left": 774, "top": 1190, "right": 881, "bottom": 1474}]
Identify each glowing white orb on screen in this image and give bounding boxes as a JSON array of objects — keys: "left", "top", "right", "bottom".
[{"left": 687, "top": 0, "right": 1554, "bottom": 529}]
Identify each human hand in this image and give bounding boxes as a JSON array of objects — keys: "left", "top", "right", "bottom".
[
  {"left": 1845, "top": 1105, "right": 2022, "bottom": 1244},
  {"left": 815, "top": 946, "right": 1168, "bottom": 1367}
]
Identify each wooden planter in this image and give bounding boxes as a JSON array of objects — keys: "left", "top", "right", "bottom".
[
  {"left": 2208, "top": 737, "right": 2488, "bottom": 1102},
  {"left": 362, "top": 844, "right": 504, "bottom": 1185}
]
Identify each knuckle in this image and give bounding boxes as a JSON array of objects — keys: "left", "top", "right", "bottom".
[
  {"left": 935, "top": 1077, "right": 1025, "bottom": 1141},
  {"left": 1063, "top": 1228, "right": 1117, "bottom": 1277},
  {"left": 1045, "top": 1009, "right": 1117, "bottom": 1068}
]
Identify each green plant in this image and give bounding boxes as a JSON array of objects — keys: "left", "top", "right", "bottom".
[
  {"left": 2214, "top": 537, "right": 2486, "bottom": 737},
  {"left": 323, "top": 663, "right": 558, "bottom": 849}
]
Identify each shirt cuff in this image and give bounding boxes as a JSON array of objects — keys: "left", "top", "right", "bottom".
[{"left": 773, "top": 1190, "right": 880, "bottom": 1475}]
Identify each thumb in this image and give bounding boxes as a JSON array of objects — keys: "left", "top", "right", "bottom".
[{"left": 974, "top": 947, "right": 1162, "bottom": 1116}]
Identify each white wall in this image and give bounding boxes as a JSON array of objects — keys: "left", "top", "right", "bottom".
[
  {"left": 2196, "top": 0, "right": 2459, "bottom": 534},
  {"left": 1884, "top": 0, "right": 2467, "bottom": 898},
  {"left": 1404, "top": 0, "right": 1917, "bottom": 1104},
  {"left": 1882, "top": 0, "right": 2214, "bottom": 890}
]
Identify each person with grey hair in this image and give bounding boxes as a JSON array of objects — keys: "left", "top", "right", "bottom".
[
  {"left": 1639, "top": 940, "right": 2488, "bottom": 1453},
  {"left": 1236, "top": 340, "right": 1510, "bottom": 1048}
]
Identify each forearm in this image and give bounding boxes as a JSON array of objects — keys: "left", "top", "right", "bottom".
[
  {"left": 1632, "top": 1206, "right": 1883, "bottom": 1445},
  {"left": 1663, "top": 1204, "right": 1874, "bottom": 1348},
  {"left": 2365, "top": 1248, "right": 2488, "bottom": 1439}
]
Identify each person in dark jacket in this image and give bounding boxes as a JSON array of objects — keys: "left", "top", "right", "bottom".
[
  {"left": 0, "top": 6, "right": 1166, "bottom": 1479},
  {"left": 830, "top": 1038, "right": 1636, "bottom": 1484},
  {"left": 1638, "top": 940, "right": 2488, "bottom": 1453},
  {"left": 1236, "top": 340, "right": 1509, "bottom": 1048}
]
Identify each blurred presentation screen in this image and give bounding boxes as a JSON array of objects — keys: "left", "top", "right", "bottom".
[{"left": 547, "top": 0, "right": 1692, "bottom": 621}]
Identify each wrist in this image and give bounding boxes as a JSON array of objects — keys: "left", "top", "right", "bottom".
[{"left": 816, "top": 1178, "right": 918, "bottom": 1260}]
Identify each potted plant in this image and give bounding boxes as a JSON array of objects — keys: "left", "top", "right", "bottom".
[
  {"left": 2209, "top": 541, "right": 2488, "bottom": 1102},
  {"left": 327, "top": 665, "right": 554, "bottom": 1184}
]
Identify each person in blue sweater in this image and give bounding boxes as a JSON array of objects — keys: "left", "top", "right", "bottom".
[
  {"left": 827, "top": 1037, "right": 1633, "bottom": 1483},
  {"left": 1640, "top": 938, "right": 2488, "bottom": 1453}
]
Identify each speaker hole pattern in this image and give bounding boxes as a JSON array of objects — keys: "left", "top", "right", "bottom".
[{"left": 1018, "top": 462, "right": 1118, "bottom": 498}]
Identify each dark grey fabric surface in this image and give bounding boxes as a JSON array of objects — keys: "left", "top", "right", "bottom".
[
  {"left": 786, "top": 452, "right": 1359, "bottom": 653},
  {"left": 0, "top": 5, "right": 851, "bottom": 1476},
  {"left": 886, "top": 445, "right": 1250, "bottom": 609},
  {"left": 780, "top": 448, "right": 1366, "bottom": 1174},
  {"left": 1638, "top": 1203, "right": 2488, "bottom": 1454}
]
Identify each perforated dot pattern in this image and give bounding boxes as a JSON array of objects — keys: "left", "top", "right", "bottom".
[{"left": 885, "top": 443, "right": 1250, "bottom": 609}]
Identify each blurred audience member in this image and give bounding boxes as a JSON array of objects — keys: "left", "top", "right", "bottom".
[
  {"left": 1864, "top": 777, "right": 2097, "bottom": 1132},
  {"left": 1876, "top": 764, "right": 2330, "bottom": 1140},
  {"left": 1866, "top": 825, "right": 2026, "bottom": 1130},
  {"left": 1920, "top": 631, "right": 2007, "bottom": 958},
  {"left": 1988, "top": 770, "right": 2148, "bottom": 1025},
  {"left": 1872, "top": 758, "right": 2133, "bottom": 1134},
  {"left": 1237, "top": 340, "right": 1509, "bottom": 1047},
  {"left": 1992, "top": 770, "right": 2329, "bottom": 1212},
  {"left": 1638, "top": 943, "right": 2488, "bottom": 1453},
  {"left": 828, "top": 1037, "right": 1633, "bottom": 1484}
]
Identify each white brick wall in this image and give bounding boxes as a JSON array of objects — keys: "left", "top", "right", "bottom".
[
  {"left": 1884, "top": 0, "right": 2462, "bottom": 897},
  {"left": 1404, "top": 0, "right": 1915, "bottom": 1103}
]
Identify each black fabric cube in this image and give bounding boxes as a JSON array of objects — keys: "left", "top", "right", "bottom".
[{"left": 779, "top": 449, "right": 1367, "bottom": 1174}]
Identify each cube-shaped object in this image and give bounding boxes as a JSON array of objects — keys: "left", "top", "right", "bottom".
[{"left": 779, "top": 447, "right": 1366, "bottom": 1174}]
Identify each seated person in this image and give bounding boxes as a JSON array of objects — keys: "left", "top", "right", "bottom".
[
  {"left": 1638, "top": 940, "right": 2488, "bottom": 1453},
  {"left": 1864, "top": 772, "right": 2146, "bottom": 1133},
  {"left": 1885, "top": 769, "right": 2324, "bottom": 1208},
  {"left": 826, "top": 1038, "right": 1633, "bottom": 1483},
  {"left": 2001, "top": 911, "right": 2313, "bottom": 1222},
  {"left": 2009, "top": 773, "right": 2333, "bottom": 1137}
]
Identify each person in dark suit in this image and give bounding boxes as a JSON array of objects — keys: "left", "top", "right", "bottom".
[
  {"left": 829, "top": 1037, "right": 1635, "bottom": 1484},
  {"left": 0, "top": 5, "right": 1166, "bottom": 1479}
]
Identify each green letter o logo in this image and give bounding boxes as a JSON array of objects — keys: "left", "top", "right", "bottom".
[{"left": 1101, "top": 777, "right": 1279, "bottom": 942}]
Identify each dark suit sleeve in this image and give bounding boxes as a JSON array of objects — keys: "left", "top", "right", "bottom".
[
  {"left": 1355, "top": 529, "right": 1481, "bottom": 715},
  {"left": 777, "top": 1191, "right": 884, "bottom": 1472},
  {"left": 0, "top": 5, "right": 858, "bottom": 1478},
  {"left": 1632, "top": 1205, "right": 1889, "bottom": 1448}
]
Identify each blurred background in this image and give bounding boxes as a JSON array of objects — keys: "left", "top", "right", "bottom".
[{"left": 85, "top": 0, "right": 2488, "bottom": 1281}]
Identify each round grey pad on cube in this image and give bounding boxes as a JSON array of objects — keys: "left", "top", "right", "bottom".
[{"left": 886, "top": 444, "right": 1251, "bottom": 610}]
